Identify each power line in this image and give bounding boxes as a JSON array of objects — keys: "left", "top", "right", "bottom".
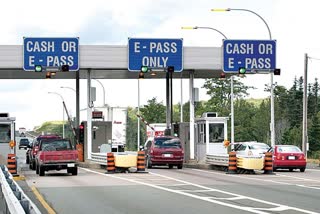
[{"left": 308, "top": 56, "right": 320, "bottom": 61}]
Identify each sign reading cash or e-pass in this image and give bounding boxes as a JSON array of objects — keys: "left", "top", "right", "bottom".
[
  {"left": 23, "top": 37, "right": 79, "bottom": 71},
  {"left": 128, "top": 38, "right": 183, "bottom": 72},
  {"left": 223, "top": 39, "right": 276, "bottom": 72}
]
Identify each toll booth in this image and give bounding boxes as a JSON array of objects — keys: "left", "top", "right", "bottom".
[
  {"left": 82, "top": 121, "right": 112, "bottom": 160},
  {"left": 195, "top": 113, "right": 228, "bottom": 162},
  {"left": 0, "top": 114, "right": 15, "bottom": 164}
]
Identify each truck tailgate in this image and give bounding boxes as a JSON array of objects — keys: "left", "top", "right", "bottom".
[{"left": 42, "top": 151, "right": 77, "bottom": 163}]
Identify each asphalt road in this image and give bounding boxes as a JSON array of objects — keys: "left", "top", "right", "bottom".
[{"left": 15, "top": 148, "right": 320, "bottom": 214}]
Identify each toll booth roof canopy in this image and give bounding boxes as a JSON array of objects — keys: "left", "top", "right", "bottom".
[{"left": 0, "top": 45, "right": 223, "bottom": 79}]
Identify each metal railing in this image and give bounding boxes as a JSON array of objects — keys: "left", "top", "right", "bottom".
[
  {"left": 0, "top": 165, "right": 41, "bottom": 214},
  {"left": 206, "top": 154, "right": 229, "bottom": 166}
]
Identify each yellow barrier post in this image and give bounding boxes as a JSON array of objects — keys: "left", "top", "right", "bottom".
[
  {"left": 106, "top": 152, "right": 115, "bottom": 174},
  {"left": 136, "top": 151, "right": 147, "bottom": 173},
  {"left": 7, "top": 154, "right": 17, "bottom": 175},
  {"left": 227, "top": 151, "right": 237, "bottom": 174},
  {"left": 264, "top": 152, "right": 273, "bottom": 174}
]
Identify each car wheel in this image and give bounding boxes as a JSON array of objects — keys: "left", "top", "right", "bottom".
[
  {"left": 289, "top": 168, "right": 293, "bottom": 172},
  {"left": 147, "top": 157, "right": 152, "bottom": 169},
  {"left": 36, "top": 165, "right": 39, "bottom": 174},
  {"left": 39, "top": 166, "right": 45, "bottom": 176},
  {"left": 26, "top": 156, "right": 29, "bottom": 164},
  {"left": 32, "top": 161, "right": 36, "bottom": 170},
  {"left": 300, "top": 167, "right": 306, "bottom": 172},
  {"left": 177, "top": 164, "right": 183, "bottom": 169},
  {"left": 273, "top": 167, "right": 277, "bottom": 172},
  {"left": 19, "top": 147, "right": 21, "bottom": 150},
  {"left": 168, "top": 164, "right": 173, "bottom": 169},
  {"left": 71, "top": 167, "right": 78, "bottom": 176}
]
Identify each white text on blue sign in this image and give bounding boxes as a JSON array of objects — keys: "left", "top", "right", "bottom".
[
  {"left": 128, "top": 38, "right": 183, "bottom": 72},
  {"left": 23, "top": 38, "right": 79, "bottom": 71},
  {"left": 223, "top": 40, "right": 276, "bottom": 72}
]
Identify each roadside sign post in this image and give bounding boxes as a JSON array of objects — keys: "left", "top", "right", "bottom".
[
  {"left": 128, "top": 38, "right": 183, "bottom": 72},
  {"left": 223, "top": 39, "right": 276, "bottom": 73},
  {"left": 23, "top": 37, "right": 79, "bottom": 71}
]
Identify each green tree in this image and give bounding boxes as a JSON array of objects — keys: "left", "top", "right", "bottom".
[
  {"left": 140, "top": 97, "right": 166, "bottom": 123},
  {"left": 308, "top": 112, "right": 320, "bottom": 155},
  {"left": 202, "top": 77, "right": 254, "bottom": 117},
  {"left": 126, "top": 107, "right": 146, "bottom": 150}
]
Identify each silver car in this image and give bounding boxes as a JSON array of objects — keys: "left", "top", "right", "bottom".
[{"left": 234, "top": 141, "right": 270, "bottom": 157}]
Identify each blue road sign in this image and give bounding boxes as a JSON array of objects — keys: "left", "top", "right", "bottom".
[
  {"left": 223, "top": 39, "right": 276, "bottom": 73},
  {"left": 23, "top": 37, "right": 79, "bottom": 71},
  {"left": 128, "top": 38, "right": 183, "bottom": 72}
]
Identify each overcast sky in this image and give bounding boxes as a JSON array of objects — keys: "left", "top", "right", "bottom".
[{"left": 1, "top": 0, "right": 320, "bottom": 130}]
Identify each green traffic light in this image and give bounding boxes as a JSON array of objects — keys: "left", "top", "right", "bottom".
[
  {"left": 239, "top": 67, "right": 246, "bottom": 74},
  {"left": 35, "top": 65, "right": 42, "bottom": 72},
  {"left": 141, "top": 66, "right": 148, "bottom": 73}
]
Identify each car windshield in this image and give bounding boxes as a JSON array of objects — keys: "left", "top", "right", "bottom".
[
  {"left": 248, "top": 143, "right": 270, "bottom": 150},
  {"left": 154, "top": 138, "right": 181, "bottom": 148},
  {"left": 41, "top": 140, "right": 72, "bottom": 151},
  {"left": 277, "top": 146, "right": 301, "bottom": 153}
]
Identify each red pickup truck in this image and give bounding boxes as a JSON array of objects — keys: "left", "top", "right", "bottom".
[{"left": 35, "top": 139, "right": 78, "bottom": 176}]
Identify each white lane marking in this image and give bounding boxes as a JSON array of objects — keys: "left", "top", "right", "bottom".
[
  {"left": 191, "top": 169, "right": 320, "bottom": 188},
  {"left": 80, "top": 168, "right": 318, "bottom": 214},
  {"left": 159, "top": 184, "right": 188, "bottom": 187},
  {"left": 131, "top": 178, "right": 171, "bottom": 181},
  {"left": 81, "top": 168, "right": 268, "bottom": 214},
  {"left": 208, "top": 196, "right": 246, "bottom": 200},
  {"left": 180, "top": 189, "right": 215, "bottom": 193},
  {"left": 277, "top": 174, "right": 320, "bottom": 182},
  {"left": 147, "top": 171, "right": 317, "bottom": 214},
  {"left": 296, "top": 185, "right": 320, "bottom": 190},
  {"left": 253, "top": 206, "right": 291, "bottom": 212}
]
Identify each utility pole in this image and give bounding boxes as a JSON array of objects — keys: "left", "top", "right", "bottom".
[{"left": 302, "top": 53, "right": 308, "bottom": 157}]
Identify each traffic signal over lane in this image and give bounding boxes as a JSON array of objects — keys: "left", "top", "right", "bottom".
[{"left": 79, "top": 122, "right": 85, "bottom": 143}]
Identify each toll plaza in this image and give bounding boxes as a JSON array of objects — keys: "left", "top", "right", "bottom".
[{"left": 0, "top": 37, "right": 276, "bottom": 164}]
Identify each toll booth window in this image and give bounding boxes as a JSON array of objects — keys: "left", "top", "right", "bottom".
[
  {"left": 0, "top": 124, "right": 11, "bottom": 143},
  {"left": 209, "top": 123, "right": 224, "bottom": 143}
]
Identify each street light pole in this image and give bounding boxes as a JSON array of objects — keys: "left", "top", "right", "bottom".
[
  {"left": 211, "top": 8, "right": 275, "bottom": 147},
  {"left": 48, "top": 92, "right": 65, "bottom": 138},
  {"left": 93, "top": 79, "right": 106, "bottom": 107}
]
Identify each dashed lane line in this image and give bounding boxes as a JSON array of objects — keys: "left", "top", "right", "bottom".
[{"left": 81, "top": 168, "right": 318, "bottom": 214}]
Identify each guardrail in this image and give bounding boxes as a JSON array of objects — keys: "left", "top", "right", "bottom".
[
  {"left": 206, "top": 154, "right": 229, "bottom": 166},
  {"left": 91, "top": 151, "right": 138, "bottom": 166},
  {"left": 0, "top": 165, "right": 41, "bottom": 214}
]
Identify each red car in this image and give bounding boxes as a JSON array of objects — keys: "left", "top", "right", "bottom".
[
  {"left": 273, "top": 145, "right": 306, "bottom": 172},
  {"left": 144, "top": 136, "right": 184, "bottom": 169}
]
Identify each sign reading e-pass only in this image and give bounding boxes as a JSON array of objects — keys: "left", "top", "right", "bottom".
[
  {"left": 223, "top": 39, "right": 276, "bottom": 73},
  {"left": 23, "top": 37, "right": 79, "bottom": 71},
  {"left": 128, "top": 38, "right": 183, "bottom": 72}
]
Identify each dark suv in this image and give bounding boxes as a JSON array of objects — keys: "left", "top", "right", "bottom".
[
  {"left": 19, "top": 138, "right": 30, "bottom": 150},
  {"left": 29, "top": 134, "right": 61, "bottom": 170}
]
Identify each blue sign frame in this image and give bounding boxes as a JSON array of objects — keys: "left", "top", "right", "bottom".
[
  {"left": 23, "top": 37, "right": 79, "bottom": 71},
  {"left": 223, "top": 39, "right": 276, "bottom": 73},
  {"left": 128, "top": 38, "right": 183, "bottom": 72}
]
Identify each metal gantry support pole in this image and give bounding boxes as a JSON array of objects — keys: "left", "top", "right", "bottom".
[
  {"left": 231, "top": 76, "right": 235, "bottom": 148},
  {"left": 166, "top": 71, "right": 171, "bottom": 133},
  {"left": 189, "top": 70, "right": 195, "bottom": 159},
  {"left": 180, "top": 76, "right": 183, "bottom": 123},
  {"left": 302, "top": 53, "right": 308, "bottom": 156},
  {"left": 137, "top": 79, "right": 140, "bottom": 150},
  {"left": 76, "top": 71, "right": 80, "bottom": 128},
  {"left": 87, "top": 69, "right": 93, "bottom": 159}
]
